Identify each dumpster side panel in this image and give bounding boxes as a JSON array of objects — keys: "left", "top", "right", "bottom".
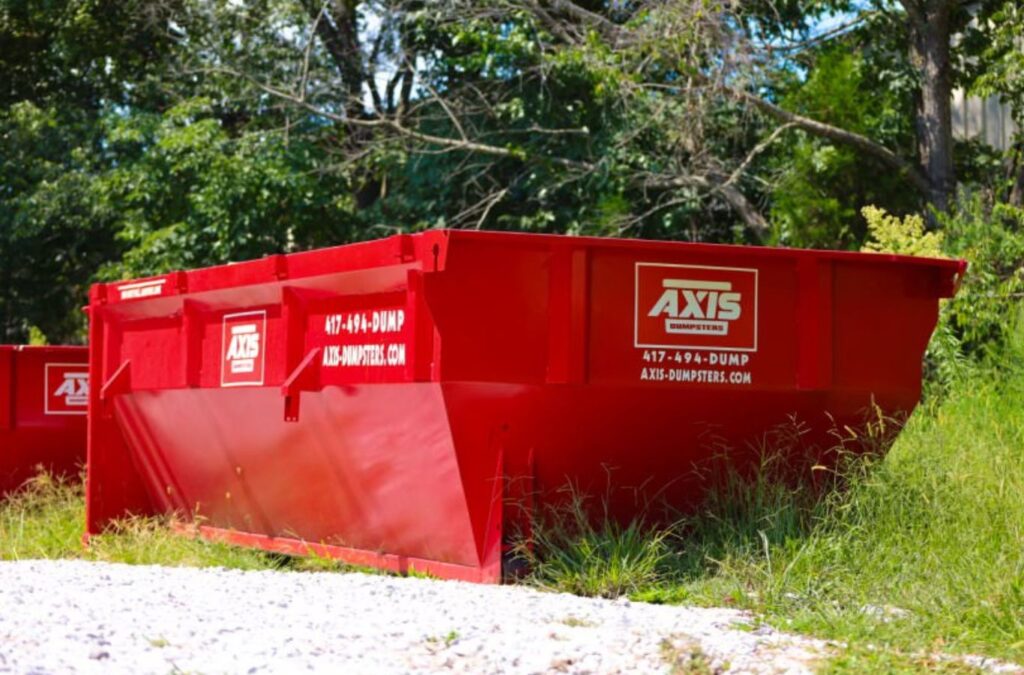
[
  {"left": 432, "top": 234, "right": 953, "bottom": 528},
  {"left": 0, "top": 349, "right": 11, "bottom": 433},
  {"left": 1, "top": 346, "right": 88, "bottom": 496},
  {"left": 86, "top": 231, "right": 961, "bottom": 581},
  {"left": 427, "top": 241, "right": 552, "bottom": 384},
  {"left": 86, "top": 239, "right": 500, "bottom": 579},
  {"left": 832, "top": 261, "right": 940, "bottom": 403},
  {"left": 586, "top": 246, "right": 799, "bottom": 389},
  {"left": 105, "top": 385, "right": 485, "bottom": 567}
]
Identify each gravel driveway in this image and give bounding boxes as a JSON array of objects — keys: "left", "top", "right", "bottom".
[{"left": 0, "top": 559, "right": 831, "bottom": 674}]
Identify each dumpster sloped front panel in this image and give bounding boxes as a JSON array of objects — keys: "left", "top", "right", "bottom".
[
  {"left": 86, "top": 232, "right": 964, "bottom": 582},
  {"left": 1, "top": 345, "right": 89, "bottom": 496}
]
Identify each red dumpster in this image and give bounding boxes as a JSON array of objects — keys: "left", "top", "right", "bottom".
[
  {"left": 85, "top": 232, "right": 964, "bottom": 582},
  {"left": 1, "top": 345, "right": 89, "bottom": 496}
]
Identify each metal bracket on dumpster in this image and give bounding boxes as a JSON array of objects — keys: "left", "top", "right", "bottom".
[
  {"left": 100, "top": 361, "right": 132, "bottom": 417},
  {"left": 281, "top": 348, "right": 322, "bottom": 423}
]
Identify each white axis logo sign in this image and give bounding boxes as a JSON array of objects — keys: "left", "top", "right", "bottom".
[
  {"left": 45, "top": 364, "right": 89, "bottom": 415},
  {"left": 648, "top": 278, "right": 743, "bottom": 336},
  {"left": 221, "top": 310, "right": 267, "bottom": 387},
  {"left": 634, "top": 262, "right": 758, "bottom": 352}
]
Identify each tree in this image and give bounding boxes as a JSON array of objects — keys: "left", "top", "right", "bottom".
[
  {"left": 0, "top": 0, "right": 176, "bottom": 341},
  {"left": 208, "top": 0, "right": 1014, "bottom": 239},
  {"left": 4, "top": 0, "right": 1024, "bottom": 341},
  {"left": 972, "top": 2, "right": 1024, "bottom": 204}
]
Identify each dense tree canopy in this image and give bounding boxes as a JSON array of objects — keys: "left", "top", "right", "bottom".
[{"left": 1, "top": 0, "right": 1022, "bottom": 342}]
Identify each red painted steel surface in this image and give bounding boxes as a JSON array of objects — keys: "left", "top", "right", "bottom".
[
  {"left": 85, "top": 232, "right": 965, "bottom": 582},
  {"left": 1, "top": 345, "right": 89, "bottom": 496}
]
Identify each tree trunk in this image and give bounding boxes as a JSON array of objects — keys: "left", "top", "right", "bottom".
[
  {"left": 1010, "top": 143, "right": 1024, "bottom": 207},
  {"left": 907, "top": 1, "right": 956, "bottom": 215},
  {"left": 302, "top": 0, "right": 366, "bottom": 120}
]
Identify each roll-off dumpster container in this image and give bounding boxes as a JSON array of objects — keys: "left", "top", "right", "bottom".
[
  {"left": 86, "top": 231, "right": 964, "bottom": 582},
  {"left": 1, "top": 345, "right": 89, "bottom": 496}
]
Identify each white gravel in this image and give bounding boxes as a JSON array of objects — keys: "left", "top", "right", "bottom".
[{"left": 0, "top": 559, "right": 834, "bottom": 674}]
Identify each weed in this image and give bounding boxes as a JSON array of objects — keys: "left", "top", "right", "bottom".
[
  {"left": 660, "top": 636, "right": 717, "bottom": 675},
  {"left": 509, "top": 486, "right": 681, "bottom": 598},
  {"left": 424, "top": 630, "right": 460, "bottom": 648}
]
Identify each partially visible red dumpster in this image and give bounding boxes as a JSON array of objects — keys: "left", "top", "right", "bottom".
[
  {"left": 86, "top": 232, "right": 964, "bottom": 582},
  {"left": 1, "top": 345, "right": 89, "bottom": 496}
]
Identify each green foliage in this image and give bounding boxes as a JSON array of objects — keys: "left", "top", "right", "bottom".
[
  {"left": 0, "top": 0, "right": 179, "bottom": 342},
  {"left": 769, "top": 49, "right": 918, "bottom": 249},
  {"left": 95, "top": 98, "right": 354, "bottom": 279},
  {"left": 0, "top": 102, "right": 120, "bottom": 342},
  {"left": 860, "top": 206, "right": 944, "bottom": 258},
  {"left": 972, "top": 4, "right": 1024, "bottom": 128},
  {"left": 938, "top": 192, "right": 1024, "bottom": 360},
  {"left": 2, "top": 0, "right": 1024, "bottom": 341}
]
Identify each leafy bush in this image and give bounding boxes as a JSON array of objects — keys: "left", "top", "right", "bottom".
[
  {"left": 859, "top": 206, "right": 944, "bottom": 258},
  {"left": 938, "top": 192, "right": 1024, "bottom": 362},
  {"left": 859, "top": 196, "right": 1024, "bottom": 391}
]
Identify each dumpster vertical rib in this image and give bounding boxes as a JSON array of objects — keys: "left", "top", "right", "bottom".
[
  {"left": 0, "top": 348, "right": 12, "bottom": 431},
  {"left": 281, "top": 286, "right": 307, "bottom": 379},
  {"left": 546, "top": 246, "right": 590, "bottom": 384},
  {"left": 182, "top": 300, "right": 203, "bottom": 388},
  {"left": 407, "top": 270, "right": 438, "bottom": 382},
  {"left": 796, "top": 258, "right": 834, "bottom": 390}
]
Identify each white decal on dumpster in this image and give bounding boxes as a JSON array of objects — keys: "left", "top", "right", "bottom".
[
  {"left": 319, "top": 308, "right": 408, "bottom": 372},
  {"left": 647, "top": 280, "right": 743, "bottom": 334},
  {"left": 221, "top": 311, "right": 267, "bottom": 387},
  {"left": 116, "top": 279, "right": 166, "bottom": 300},
  {"left": 324, "top": 310, "right": 405, "bottom": 336},
  {"left": 44, "top": 364, "right": 89, "bottom": 415},
  {"left": 637, "top": 349, "right": 753, "bottom": 386},
  {"left": 635, "top": 263, "right": 758, "bottom": 352},
  {"left": 322, "top": 343, "right": 406, "bottom": 368}
]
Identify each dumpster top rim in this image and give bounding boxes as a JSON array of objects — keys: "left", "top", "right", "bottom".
[
  {"left": 92, "top": 229, "right": 967, "bottom": 301},
  {"left": 0, "top": 344, "right": 87, "bottom": 353},
  {"left": 443, "top": 230, "right": 965, "bottom": 269}
]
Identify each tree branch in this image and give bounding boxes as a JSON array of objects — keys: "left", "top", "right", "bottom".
[
  {"left": 733, "top": 88, "right": 931, "bottom": 194},
  {"left": 723, "top": 122, "right": 795, "bottom": 189}
]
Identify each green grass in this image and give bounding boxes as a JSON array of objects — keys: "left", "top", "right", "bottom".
[
  {"left": 516, "top": 367, "right": 1024, "bottom": 669},
  {"left": 684, "top": 374, "right": 1024, "bottom": 665},
  {"left": 818, "top": 645, "right": 990, "bottom": 674},
  {"left": 0, "top": 474, "right": 342, "bottom": 572},
  {"left": 3, "top": 365, "right": 1023, "bottom": 672},
  {"left": 509, "top": 487, "right": 682, "bottom": 598}
]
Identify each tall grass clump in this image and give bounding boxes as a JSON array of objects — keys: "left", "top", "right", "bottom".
[
  {"left": 510, "top": 487, "right": 682, "bottom": 598},
  {"left": 672, "top": 358, "right": 1024, "bottom": 663}
]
